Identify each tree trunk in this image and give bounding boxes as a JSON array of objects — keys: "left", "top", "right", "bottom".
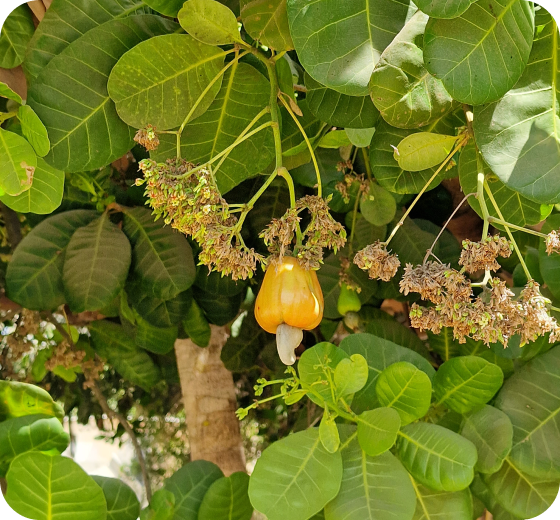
[{"left": 174, "top": 325, "right": 246, "bottom": 475}]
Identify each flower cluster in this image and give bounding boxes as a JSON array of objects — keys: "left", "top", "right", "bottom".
[
  {"left": 459, "top": 235, "right": 512, "bottom": 273},
  {"left": 261, "top": 195, "right": 347, "bottom": 269},
  {"left": 134, "top": 125, "right": 160, "bottom": 151},
  {"left": 546, "top": 230, "right": 560, "bottom": 255},
  {"left": 138, "top": 158, "right": 263, "bottom": 280},
  {"left": 335, "top": 173, "right": 368, "bottom": 204},
  {"left": 353, "top": 241, "right": 401, "bottom": 282},
  {"left": 338, "top": 257, "right": 361, "bottom": 292}
]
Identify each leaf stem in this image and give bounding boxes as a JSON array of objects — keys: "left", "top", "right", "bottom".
[
  {"left": 348, "top": 190, "right": 361, "bottom": 257},
  {"left": 487, "top": 217, "right": 548, "bottom": 239},
  {"left": 361, "top": 147, "right": 373, "bottom": 181}
]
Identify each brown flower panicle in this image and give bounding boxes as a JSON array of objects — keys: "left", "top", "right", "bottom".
[
  {"left": 459, "top": 235, "right": 512, "bottom": 273},
  {"left": 354, "top": 241, "right": 401, "bottom": 282},
  {"left": 335, "top": 173, "right": 367, "bottom": 204},
  {"left": 338, "top": 257, "right": 361, "bottom": 292},
  {"left": 546, "top": 230, "right": 560, "bottom": 255},
  {"left": 134, "top": 125, "right": 160, "bottom": 151}
]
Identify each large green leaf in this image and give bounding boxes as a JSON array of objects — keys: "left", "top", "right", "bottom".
[
  {"left": 340, "top": 334, "right": 435, "bottom": 413},
  {"left": 305, "top": 73, "right": 379, "bottom": 129},
  {"left": 495, "top": 345, "right": 560, "bottom": 479},
  {"left": 375, "top": 361, "right": 432, "bottom": 426},
  {"left": 0, "top": 157, "right": 64, "bottom": 215},
  {"left": 194, "top": 269, "right": 248, "bottom": 297},
  {"left": 324, "top": 433, "right": 416, "bottom": 520},
  {"left": 370, "top": 12, "right": 452, "bottom": 129},
  {"left": 5, "top": 453, "right": 107, "bottom": 520},
  {"left": 410, "top": 479, "right": 473, "bottom": 520},
  {"left": 240, "top": 0, "right": 293, "bottom": 51},
  {"left": 0, "top": 80, "right": 23, "bottom": 104},
  {"left": 433, "top": 356, "right": 504, "bottom": 413},
  {"left": 475, "top": 12, "right": 560, "bottom": 204},
  {"left": 460, "top": 405, "right": 513, "bottom": 474},
  {"left": 357, "top": 408, "right": 401, "bottom": 457},
  {"left": 483, "top": 458, "right": 560, "bottom": 518},
  {"left": 365, "top": 319, "right": 432, "bottom": 361},
  {"left": 427, "top": 328, "right": 461, "bottom": 361},
  {"left": 0, "top": 381, "right": 64, "bottom": 421},
  {"left": 135, "top": 314, "right": 178, "bottom": 355},
  {"left": 249, "top": 428, "right": 343, "bottom": 520},
  {"left": 24, "top": 0, "right": 150, "bottom": 81},
  {"left": 91, "top": 476, "right": 140, "bottom": 520},
  {"left": 140, "top": 489, "right": 175, "bottom": 520},
  {"left": 0, "top": 127, "right": 36, "bottom": 196},
  {"left": 415, "top": 0, "right": 477, "bottom": 19},
  {"left": 459, "top": 142, "right": 543, "bottom": 228},
  {"left": 0, "top": 415, "right": 69, "bottom": 475},
  {"left": 470, "top": 475, "right": 522, "bottom": 520},
  {"left": 6, "top": 209, "right": 98, "bottom": 310},
  {"left": 90, "top": 320, "right": 161, "bottom": 390},
  {"left": 196, "top": 290, "right": 244, "bottom": 326},
  {"left": 164, "top": 460, "right": 224, "bottom": 520},
  {"left": 18, "top": 105, "right": 51, "bottom": 158},
  {"left": 540, "top": 215, "right": 560, "bottom": 300},
  {"left": 0, "top": 4, "right": 35, "bottom": 69},
  {"left": 63, "top": 214, "right": 131, "bottom": 312},
  {"left": 198, "top": 472, "right": 253, "bottom": 520},
  {"left": 108, "top": 34, "right": 225, "bottom": 130},
  {"left": 395, "top": 133, "right": 458, "bottom": 172},
  {"left": 123, "top": 207, "right": 195, "bottom": 300},
  {"left": 154, "top": 62, "right": 274, "bottom": 194},
  {"left": 182, "top": 299, "right": 211, "bottom": 348},
  {"left": 144, "top": 0, "right": 184, "bottom": 16},
  {"left": 130, "top": 283, "right": 193, "bottom": 327},
  {"left": 287, "top": 0, "right": 415, "bottom": 96},
  {"left": 424, "top": 0, "right": 534, "bottom": 105},
  {"left": 396, "top": 422, "right": 478, "bottom": 491},
  {"left": 221, "top": 313, "right": 268, "bottom": 371},
  {"left": 27, "top": 15, "right": 177, "bottom": 173}
]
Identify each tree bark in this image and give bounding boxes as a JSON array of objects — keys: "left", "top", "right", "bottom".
[{"left": 174, "top": 325, "right": 246, "bottom": 475}]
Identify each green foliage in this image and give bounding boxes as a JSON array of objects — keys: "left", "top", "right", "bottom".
[
  {"left": 92, "top": 476, "right": 141, "bottom": 520},
  {"left": 240, "top": 0, "right": 293, "bottom": 51},
  {"left": 0, "top": 127, "right": 36, "bottom": 195},
  {"left": 0, "top": 381, "right": 64, "bottom": 421},
  {"left": 357, "top": 407, "right": 401, "bottom": 456},
  {"left": 198, "top": 472, "right": 253, "bottom": 520},
  {"left": 0, "top": 4, "right": 35, "bottom": 69}
]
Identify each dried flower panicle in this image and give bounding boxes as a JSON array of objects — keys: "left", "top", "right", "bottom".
[
  {"left": 335, "top": 173, "right": 367, "bottom": 204},
  {"left": 138, "top": 158, "right": 263, "bottom": 280},
  {"left": 134, "top": 125, "right": 160, "bottom": 151},
  {"left": 354, "top": 241, "right": 401, "bottom": 282},
  {"left": 546, "top": 230, "right": 560, "bottom": 255},
  {"left": 338, "top": 257, "right": 361, "bottom": 293},
  {"left": 459, "top": 235, "right": 512, "bottom": 273}
]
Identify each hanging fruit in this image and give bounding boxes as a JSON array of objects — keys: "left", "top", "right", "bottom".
[
  {"left": 337, "top": 283, "right": 362, "bottom": 315},
  {"left": 255, "top": 256, "right": 324, "bottom": 365}
]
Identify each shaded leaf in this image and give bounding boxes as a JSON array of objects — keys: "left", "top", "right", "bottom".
[
  {"left": 240, "top": 0, "right": 294, "bottom": 51},
  {"left": 144, "top": 0, "right": 184, "bottom": 16},
  {"left": 141, "top": 489, "right": 175, "bottom": 520},
  {"left": 196, "top": 290, "right": 244, "bottom": 326},
  {"left": 360, "top": 182, "right": 397, "bottom": 226},
  {"left": 183, "top": 299, "right": 211, "bottom": 348},
  {"left": 198, "top": 472, "right": 253, "bottom": 520},
  {"left": 427, "top": 327, "right": 461, "bottom": 362},
  {"left": 221, "top": 313, "right": 268, "bottom": 371},
  {"left": 129, "top": 283, "right": 193, "bottom": 327},
  {"left": 470, "top": 474, "right": 524, "bottom": 520},
  {"left": 415, "top": 0, "right": 477, "bottom": 19},
  {"left": 410, "top": 478, "right": 473, "bottom": 520},
  {"left": 18, "top": 105, "right": 50, "bottom": 158},
  {"left": 538, "top": 215, "right": 560, "bottom": 300},
  {"left": 92, "top": 476, "right": 140, "bottom": 520},
  {"left": 0, "top": 5, "right": 35, "bottom": 69},
  {"left": 179, "top": 0, "right": 242, "bottom": 45},
  {"left": 135, "top": 314, "right": 178, "bottom": 355},
  {"left": 365, "top": 319, "right": 433, "bottom": 361}
]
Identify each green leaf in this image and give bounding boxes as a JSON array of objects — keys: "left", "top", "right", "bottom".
[
  {"left": 357, "top": 408, "right": 401, "bottom": 457},
  {"left": 470, "top": 474, "right": 524, "bottom": 520},
  {"left": 415, "top": 0, "right": 477, "bottom": 19},
  {"left": 90, "top": 320, "right": 161, "bottom": 390},
  {"left": 0, "top": 415, "right": 69, "bottom": 476},
  {"left": 483, "top": 458, "right": 559, "bottom": 518},
  {"left": 183, "top": 299, "right": 211, "bottom": 348},
  {"left": 144, "top": 0, "right": 185, "bottom": 16},
  {"left": 135, "top": 314, "right": 178, "bottom": 355},
  {"left": 0, "top": 381, "right": 64, "bottom": 421},
  {"left": 240, "top": 0, "right": 294, "bottom": 51},
  {"left": 249, "top": 428, "right": 343, "bottom": 520},
  {"left": 370, "top": 11, "right": 453, "bottom": 129},
  {"left": 424, "top": 0, "right": 535, "bottom": 105},
  {"left": 334, "top": 354, "right": 368, "bottom": 396},
  {"left": 18, "top": 105, "right": 50, "bottom": 158},
  {"left": 0, "top": 157, "right": 64, "bottom": 214},
  {"left": 0, "top": 127, "right": 36, "bottom": 196},
  {"left": 395, "top": 132, "right": 458, "bottom": 172},
  {"left": 221, "top": 313, "right": 267, "bottom": 371},
  {"left": 494, "top": 345, "right": 560, "bottom": 478},
  {"left": 340, "top": 334, "right": 435, "bottom": 413},
  {"left": 91, "top": 476, "right": 140, "bottom": 520},
  {"left": 195, "top": 269, "right": 248, "bottom": 297},
  {"left": 410, "top": 478, "right": 473, "bottom": 520},
  {"left": 24, "top": 0, "right": 150, "bottom": 81},
  {"left": 130, "top": 284, "right": 193, "bottom": 327},
  {"left": 365, "top": 319, "right": 433, "bottom": 361},
  {"left": 196, "top": 290, "right": 244, "bottom": 326},
  {"left": 360, "top": 182, "right": 397, "bottom": 226},
  {"left": 28, "top": 15, "right": 178, "bottom": 173},
  {"left": 433, "top": 356, "right": 504, "bottom": 413},
  {"left": 474, "top": 12, "right": 560, "bottom": 204},
  {"left": 141, "top": 489, "right": 175, "bottom": 520},
  {"left": 320, "top": 412, "right": 341, "bottom": 453},
  {"left": 460, "top": 405, "right": 513, "bottom": 474},
  {"left": 6, "top": 210, "right": 98, "bottom": 310},
  {"left": 298, "top": 342, "right": 350, "bottom": 406},
  {"left": 540, "top": 215, "right": 560, "bottom": 300},
  {"left": 375, "top": 361, "right": 432, "bottom": 426},
  {"left": 397, "top": 422, "right": 478, "bottom": 491},
  {"left": 164, "top": 460, "right": 224, "bottom": 520},
  {"left": 198, "top": 472, "right": 253, "bottom": 520},
  {"left": 6, "top": 453, "right": 107, "bottom": 520},
  {"left": 153, "top": 62, "right": 274, "bottom": 194},
  {"left": 427, "top": 327, "right": 461, "bottom": 362},
  {"left": 0, "top": 5, "right": 35, "bottom": 69},
  {"left": 63, "top": 214, "right": 131, "bottom": 313},
  {"left": 318, "top": 130, "right": 352, "bottom": 149},
  {"left": 458, "top": 143, "right": 542, "bottom": 228},
  {"left": 305, "top": 74, "right": 379, "bottom": 129},
  {"left": 324, "top": 433, "right": 416, "bottom": 520},
  {"left": 109, "top": 34, "right": 226, "bottom": 130},
  {"left": 123, "top": 207, "right": 196, "bottom": 300},
  {"left": 345, "top": 128, "right": 375, "bottom": 148},
  {"left": 179, "top": 0, "right": 242, "bottom": 45},
  {"left": 287, "top": 0, "right": 415, "bottom": 96},
  {"left": 0, "top": 80, "right": 23, "bottom": 104}
]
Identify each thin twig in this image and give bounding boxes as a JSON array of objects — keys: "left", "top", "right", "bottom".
[{"left": 423, "top": 193, "right": 476, "bottom": 264}]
